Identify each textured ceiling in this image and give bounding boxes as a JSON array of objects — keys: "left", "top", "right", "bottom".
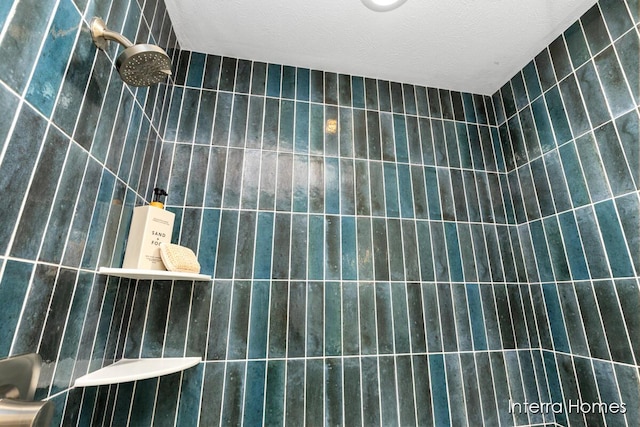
[{"left": 164, "top": 0, "right": 598, "bottom": 95}]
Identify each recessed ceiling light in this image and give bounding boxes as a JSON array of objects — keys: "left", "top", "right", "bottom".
[{"left": 361, "top": 0, "right": 408, "bottom": 12}]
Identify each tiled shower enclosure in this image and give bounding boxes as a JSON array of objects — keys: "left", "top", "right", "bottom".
[{"left": 0, "top": 0, "right": 638, "bottom": 426}]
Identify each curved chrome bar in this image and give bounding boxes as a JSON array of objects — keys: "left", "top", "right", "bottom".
[{"left": 90, "top": 17, "right": 134, "bottom": 50}]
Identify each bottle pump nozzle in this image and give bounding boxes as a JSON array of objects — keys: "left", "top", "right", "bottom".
[{"left": 151, "top": 188, "right": 168, "bottom": 208}]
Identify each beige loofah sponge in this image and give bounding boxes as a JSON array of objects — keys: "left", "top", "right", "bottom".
[{"left": 159, "top": 243, "right": 201, "bottom": 273}]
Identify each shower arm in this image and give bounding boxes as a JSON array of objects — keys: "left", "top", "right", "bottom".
[{"left": 90, "top": 17, "right": 134, "bottom": 51}]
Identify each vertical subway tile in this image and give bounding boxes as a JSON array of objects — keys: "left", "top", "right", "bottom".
[
  {"left": 593, "top": 281, "right": 635, "bottom": 364},
  {"left": 573, "top": 282, "right": 611, "bottom": 360},
  {"left": 559, "top": 141, "right": 591, "bottom": 207},
  {"left": 342, "top": 358, "right": 363, "bottom": 425},
  {"left": 378, "top": 356, "right": 399, "bottom": 425},
  {"left": 542, "top": 284, "right": 570, "bottom": 353},
  {"left": 262, "top": 360, "right": 287, "bottom": 425},
  {"left": 429, "top": 354, "right": 450, "bottom": 426},
  {"left": 249, "top": 61, "right": 266, "bottom": 95},
  {"left": 242, "top": 361, "right": 266, "bottom": 425},
  {"left": 556, "top": 283, "right": 590, "bottom": 356},
  {"left": 575, "top": 206, "right": 611, "bottom": 279},
  {"left": 359, "top": 283, "right": 378, "bottom": 355}
]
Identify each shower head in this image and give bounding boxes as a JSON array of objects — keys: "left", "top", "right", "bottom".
[{"left": 90, "top": 17, "right": 172, "bottom": 87}]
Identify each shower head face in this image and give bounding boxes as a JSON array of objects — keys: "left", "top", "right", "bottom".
[{"left": 116, "top": 44, "right": 172, "bottom": 87}]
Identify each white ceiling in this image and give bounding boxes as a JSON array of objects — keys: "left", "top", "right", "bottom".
[{"left": 164, "top": 0, "right": 598, "bottom": 95}]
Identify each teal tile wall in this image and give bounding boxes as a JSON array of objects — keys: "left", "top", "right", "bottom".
[
  {"left": 494, "top": 0, "right": 640, "bottom": 425},
  {"left": 103, "top": 49, "right": 557, "bottom": 425},
  {"left": 0, "top": 0, "right": 176, "bottom": 425}
]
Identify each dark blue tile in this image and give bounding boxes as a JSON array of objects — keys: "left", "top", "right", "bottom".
[
  {"left": 356, "top": 218, "right": 374, "bottom": 280},
  {"left": 285, "top": 282, "right": 304, "bottom": 358},
  {"left": 308, "top": 215, "right": 324, "bottom": 279},
  {"left": 295, "top": 68, "right": 310, "bottom": 101},
  {"left": 0, "top": 261, "right": 33, "bottom": 358},
  {"left": 600, "top": 0, "right": 634, "bottom": 39},
  {"left": 418, "top": 119, "right": 434, "bottom": 166},
  {"left": 473, "top": 94, "right": 488, "bottom": 125},
  {"left": 338, "top": 74, "right": 352, "bottom": 106},
  {"left": 282, "top": 65, "right": 296, "bottom": 100},
  {"left": 270, "top": 213, "right": 290, "bottom": 279},
  {"left": 575, "top": 133, "right": 611, "bottom": 203},
  {"left": 348, "top": 76, "right": 363, "bottom": 109},
  {"left": 531, "top": 157, "right": 555, "bottom": 217},
  {"left": 556, "top": 283, "right": 589, "bottom": 356},
  {"left": 175, "top": 364, "right": 204, "bottom": 425},
  {"left": 615, "top": 194, "right": 640, "bottom": 274},
  {"left": 324, "top": 283, "right": 341, "bottom": 356},
  {"left": 227, "top": 281, "right": 251, "bottom": 359},
  {"left": 595, "top": 46, "right": 635, "bottom": 119},
  {"left": 542, "top": 283, "right": 570, "bottom": 353},
  {"left": 549, "top": 36, "right": 573, "bottom": 81},
  {"left": 573, "top": 282, "right": 611, "bottom": 360},
  {"left": 310, "top": 70, "right": 323, "bottom": 103},
  {"left": 593, "top": 280, "right": 635, "bottom": 364},
  {"left": 535, "top": 48, "right": 557, "bottom": 91},
  {"left": 0, "top": 105, "right": 48, "bottom": 253},
  {"left": 511, "top": 72, "right": 529, "bottom": 110},
  {"left": 542, "top": 352, "right": 567, "bottom": 425},
  {"left": 360, "top": 357, "right": 380, "bottom": 425},
  {"left": 615, "top": 364, "right": 640, "bottom": 426},
  {"left": 342, "top": 358, "right": 362, "bottom": 425},
  {"left": 325, "top": 216, "right": 341, "bottom": 279},
  {"left": 405, "top": 116, "right": 421, "bottom": 165},
  {"left": 564, "top": 21, "right": 590, "bottom": 68},
  {"left": 247, "top": 281, "right": 269, "bottom": 359},
  {"left": 559, "top": 141, "right": 591, "bottom": 207},
  {"left": 560, "top": 75, "right": 591, "bottom": 138},
  {"left": 185, "top": 52, "right": 206, "bottom": 87},
  {"left": 595, "top": 122, "right": 636, "bottom": 196},
  {"left": 265, "top": 63, "right": 281, "bottom": 97},
  {"left": 543, "top": 87, "right": 573, "bottom": 146},
  {"left": 221, "top": 361, "right": 246, "bottom": 425},
  {"left": 613, "top": 110, "right": 640, "bottom": 190},
  {"left": 207, "top": 281, "right": 233, "bottom": 360},
  {"left": 339, "top": 108, "right": 354, "bottom": 158},
  {"left": 615, "top": 278, "right": 640, "bottom": 365},
  {"left": 358, "top": 283, "right": 377, "bottom": 354},
  {"left": 595, "top": 200, "right": 635, "bottom": 277},
  {"left": 306, "top": 103, "right": 321, "bottom": 153},
  {"left": 249, "top": 61, "right": 265, "bottom": 95},
  {"left": 558, "top": 212, "right": 590, "bottom": 280},
  {"left": 279, "top": 100, "right": 295, "bottom": 152},
  {"left": 576, "top": 62, "right": 611, "bottom": 128},
  {"left": 341, "top": 283, "right": 360, "bottom": 356},
  {"left": 543, "top": 217, "right": 571, "bottom": 281},
  {"left": 582, "top": 5, "right": 612, "bottom": 54},
  {"left": 368, "top": 162, "right": 385, "bottom": 217},
  {"left": 523, "top": 60, "right": 542, "bottom": 100},
  {"left": 575, "top": 206, "right": 611, "bottom": 279},
  {"left": 543, "top": 151, "right": 572, "bottom": 213},
  {"left": 429, "top": 354, "right": 450, "bottom": 426},
  {"left": 10, "top": 126, "right": 68, "bottom": 260},
  {"left": 615, "top": 31, "right": 640, "bottom": 106},
  {"left": 0, "top": 0, "right": 58, "bottom": 93},
  {"left": 218, "top": 57, "right": 237, "bottom": 92}
]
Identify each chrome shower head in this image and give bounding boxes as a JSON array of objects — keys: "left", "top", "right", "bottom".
[{"left": 90, "top": 17, "right": 172, "bottom": 87}]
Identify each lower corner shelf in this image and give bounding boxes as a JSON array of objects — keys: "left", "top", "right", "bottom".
[
  {"left": 99, "top": 267, "right": 211, "bottom": 281},
  {"left": 74, "top": 357, "right": 202, "bottom": 387}
]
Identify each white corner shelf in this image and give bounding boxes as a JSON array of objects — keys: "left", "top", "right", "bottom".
[
  {"left": 74, "top": 357, "right": 202, "bottom": 387},
  {"left": 99, "top": 267, "right": 211, "bottom": 281}
]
